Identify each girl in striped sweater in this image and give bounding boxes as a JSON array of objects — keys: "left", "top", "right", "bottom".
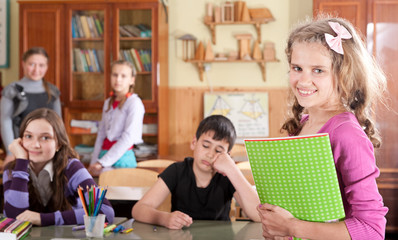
[{"left": 3, "top": 108, "right": 114, "bottom": 226}]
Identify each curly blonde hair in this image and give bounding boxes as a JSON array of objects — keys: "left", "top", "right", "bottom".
[{"left": 282, "top": 15, "right": 387, "bottom": 148}]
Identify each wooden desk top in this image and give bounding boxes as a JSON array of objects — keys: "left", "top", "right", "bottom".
[{"left": 25, "top": 219, "right": 263, "bottom": 239}]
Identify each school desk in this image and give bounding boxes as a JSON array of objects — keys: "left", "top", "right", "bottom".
[{"left": 25, "top": 220, "right": 263, "bottom": 239}]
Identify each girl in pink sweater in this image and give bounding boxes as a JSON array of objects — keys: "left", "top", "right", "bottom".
[{"left": 257, "top": 16, "right": 388, "bottom": 240}]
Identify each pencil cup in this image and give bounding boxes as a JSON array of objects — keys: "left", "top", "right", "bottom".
[{"left": 84, "top": 214, "right": 105, "bottom": 238}]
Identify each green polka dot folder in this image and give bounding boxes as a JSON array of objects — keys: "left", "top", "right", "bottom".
[{"left": 245, "top": 133, "right": 345, "bottom": 225}]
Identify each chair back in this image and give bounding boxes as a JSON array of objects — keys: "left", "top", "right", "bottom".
[
  {"left": 98, "top": 168, "right": 171, "bottom": 212},
  {"left": 136, "top": 159, "right": 176, "bottom": 173},
  {"left": 137, "top": 159, "right": 176, "bottom": 168},
  {"left": 236, "top": 161, "right": 255, "bottom": 185},
  {"left": 98, "top": 168, "right": 158, "bottom": 187}
]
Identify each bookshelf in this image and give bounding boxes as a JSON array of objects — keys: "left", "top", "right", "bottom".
[
  {"left": 204, "top": 20, "right": 274, "bottom": 45},
  {"left": 183, "top": 3, "right": 278, "bottom": 82},
  {"left": 18, "top": 0, "right": 168, "bottom": 157}
]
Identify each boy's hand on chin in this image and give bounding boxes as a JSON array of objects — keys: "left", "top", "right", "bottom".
[{"left": 212, "top": 152, "right": 235, "bottom": 176}]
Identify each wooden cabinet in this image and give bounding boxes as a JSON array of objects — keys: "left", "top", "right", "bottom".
[
  {"left": 18, "top": 0, "right": 168, "bottom": 156},
  {"left": 314, "top": 0, "right": 398, "bottom": 233}
]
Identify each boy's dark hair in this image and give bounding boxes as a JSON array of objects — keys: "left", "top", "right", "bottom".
[{"left": 196, "top": 115, "right": 236, "bottom": 152}]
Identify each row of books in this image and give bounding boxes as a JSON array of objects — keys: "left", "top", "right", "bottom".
[
  {"left": 72, "top": 14, "right": 104, "bottom": 39},
  {"left": 73, "top": 48, "right": 105, "bottom": 73},
  {"left": 0, "top": 217, "right": 32, "bottom": 240},
  {"left": 119, "top": 24, "right": 152, "bottom": 38},
  {"left": 70, "top": 119, "right": 99, "bottom": 133},
  {"left": 119, "top": 48, "right": 152, "bottom": 73}
]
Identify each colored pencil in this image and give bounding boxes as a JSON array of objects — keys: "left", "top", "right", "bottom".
[{"left": 77, "top": 186, "right": 89, "bottom": 216}]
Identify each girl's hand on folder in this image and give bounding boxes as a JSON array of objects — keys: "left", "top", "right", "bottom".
[
  {"left": 165, "top": 211, "right": 193, "bottom": 230},
  {"left": 257, "top": 203, "right": 295, "bottom": 239},
  {"left": 16, "top": 210, "right": 41, "bottom": 226}
]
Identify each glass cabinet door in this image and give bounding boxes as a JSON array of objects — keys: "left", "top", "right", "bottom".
[
  {"left": 67, "top": 5, "right": 109, "bottom": 108},
  {"left": 114, "top": 3, "right": 158, "bottom": 113}
]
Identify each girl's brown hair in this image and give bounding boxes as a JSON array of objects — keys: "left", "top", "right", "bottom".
[
  {"left": 282, "top": 15, "right": 387, "bottom": 148},
  {"left": 106, "top": 60, "right": 136, "bottom": 112},
  {"left": 22, "top": 47, "right": 53, "bottom": 103},
  {"left": 13, "top": 108, "right": 78, "bottom": 212}
]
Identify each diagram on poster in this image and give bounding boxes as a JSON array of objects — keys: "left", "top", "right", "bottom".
[{"left": 204, "top": 92, "right": 269, "bottom": 139}]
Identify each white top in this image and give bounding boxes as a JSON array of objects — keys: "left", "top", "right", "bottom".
[{"left": 91, "top": 94, "right": 145, "bottom": 167}]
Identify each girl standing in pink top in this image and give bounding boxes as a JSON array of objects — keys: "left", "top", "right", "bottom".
[{"left": 257, "top": 16, "right": 388, "bottom": 240}]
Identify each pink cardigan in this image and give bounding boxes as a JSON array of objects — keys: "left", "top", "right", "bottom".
[{"left": 302, "top": 112, "right": 388, "bottom": 239}]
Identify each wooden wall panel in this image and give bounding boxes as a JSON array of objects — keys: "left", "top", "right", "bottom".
[
  {"left": 313, "top": 0, "right": 367, "bottom": 35},
  {"left": 314, "top": 0, "right": 398, "bottom": 232},
  {"left": 167, "top": 87, "right": 289, "bottom": 159},
  {"left": 157, "top": 5, "right": 169, "bottom": 156},
  {"left": 19, "top": 4, "right": 63, "bottom": 89},
  {"left": 371, "top": 0, "right": 398, "bottom": 232}
]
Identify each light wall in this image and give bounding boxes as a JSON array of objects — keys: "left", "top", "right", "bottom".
[
  {"left": 0, "top": 0, "right": 19, "bottom": 86},
  {"left": 1, "top": 0, "right": 313, "bottom": 89},
  {"left": 168, "top": 0, "right": 313, "bottom": 88}
]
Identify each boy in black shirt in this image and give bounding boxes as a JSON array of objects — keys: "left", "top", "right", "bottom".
[{"left": 132, "top": 115, "right": 260, "bottom": 229}]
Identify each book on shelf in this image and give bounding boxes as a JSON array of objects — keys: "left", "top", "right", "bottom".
[
  {"left": 120, "top": 24, "right": 152, "bottom": 38},
  {"left": 72, "top": 14, "right": 103, "bottom": 38},
  {"left": 136, "top": 24, "right": 152, "bottom": 37},
  {"left": 127, "top": 49, "right": 140, "bottom": 72},
  {"left": 123, "top": 25, "right": 142, "bottom": 37},
  {"left": 79, "top": 49, "right": 89, "bottom": 72},
  {"left": 79, "top": 15, "right": 91, "bottom": 38},
  {"left": 70, "top": 119, "right": 98, "bottom": 133},
  {"left": 245, "top": 133, "right": 345, "bottom": 229},
  {"left": 119, "top": 26, "right": 133, "bottom": 37},
  {"left": 119, "top": 50, "right": 137, "bottom": 73},
  {"left": 73, "top": 14, "right": 84, "bottom": 38},
  {"left": 93, "top": 14, "right": 104, "bottom": 37},
  {"left": 96, "top": 49, "right": 105, "bottom": 73},
  {"left": 91, "top": 49, "right": 101, "bottom": 72},
  {"left": 73, "top": 49, "right": 82, "bottom": 72},
  {"left": 0, "top": 217, "right": 32, "bottom": 240},
  {"left": 87, "top": 50, "right": 97, "bottom": 72},
  {"left": 73, "top": 48, "right": 104, "bottom": 73},
  {"left": 83, "top": 49, "right": 93, "bottom": 72},
  {"left": 86, "top": 15, "right": 98, "bottom": 38},
  {"left": 71, "top": 16, "right": 78, "bottom": 38},
  {"left": 131, "top": 49, "right": 144, "bottom": 72},
  {"left": 139, "top": 49, "right": 152, "bottom": 72}
]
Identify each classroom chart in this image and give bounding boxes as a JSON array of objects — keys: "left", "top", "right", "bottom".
[{"left": 204, "top": 92, "right": 269, "bottom": 142}]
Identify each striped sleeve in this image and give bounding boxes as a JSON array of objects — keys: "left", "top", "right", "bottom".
[
  {"left": 40, "top": 159, "right": 114, "bottom": 226},
  {"left": 3, "top": 159, "right": 31, "bottom": 219}
]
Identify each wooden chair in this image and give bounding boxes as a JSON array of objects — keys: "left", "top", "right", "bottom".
[
  {"left": 230, "top": 144, "right": 248, "bottom": 162},
  {"left": 236, "top": 161, "right": 255, "bottom": 185},
  {"left": 234, "top": 161, "right": 255, "bottom": 220},
  {"left": 136, "top": 159, "right": 176, "bottom": 173},
  {"left": 98, "top": 168, "right": 171, "bottom": 212}
]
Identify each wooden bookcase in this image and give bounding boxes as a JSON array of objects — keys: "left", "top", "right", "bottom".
[{"left": 18, "top": 0, "right": 168, "bottom": 156}]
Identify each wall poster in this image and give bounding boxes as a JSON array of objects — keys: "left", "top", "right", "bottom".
[{"left": 204, "top": 92, "right": 269, "bottom": 142}]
